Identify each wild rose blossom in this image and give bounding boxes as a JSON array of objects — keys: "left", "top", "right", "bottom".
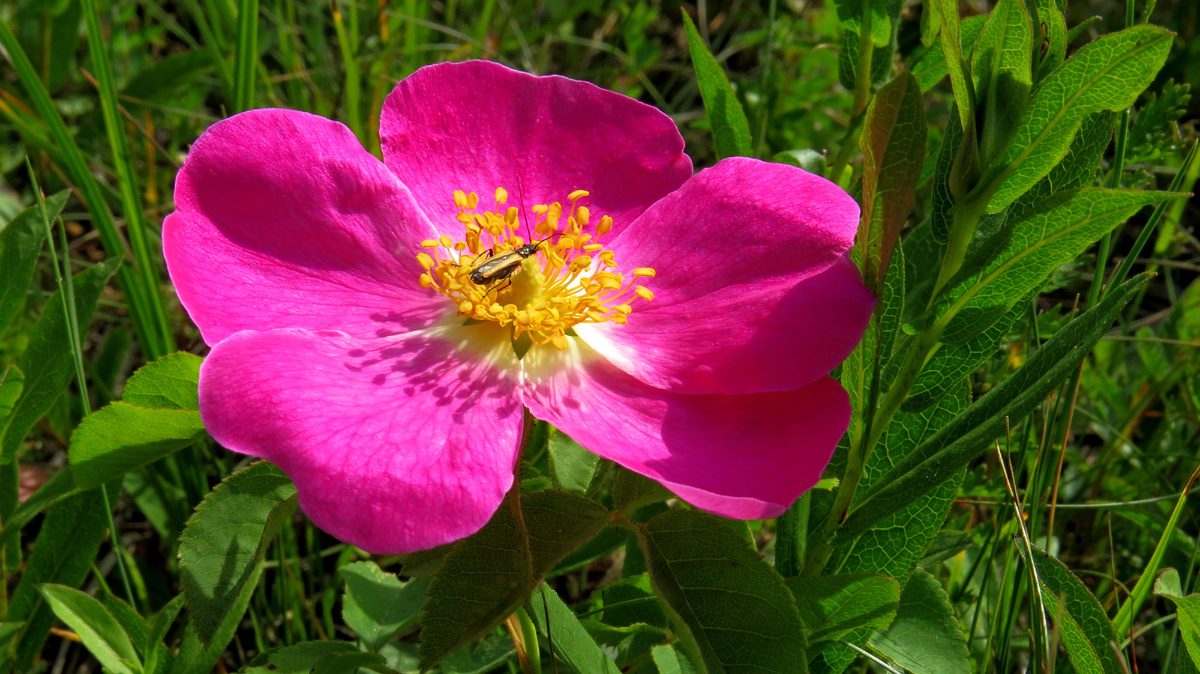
[{"left": 163, "top": 60, "right": 874, "bottom": 554}]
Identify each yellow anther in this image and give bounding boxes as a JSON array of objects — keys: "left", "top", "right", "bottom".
[
  {"left": 568, "top": 189, "right": 590, "bottom": 201},
  {"left": 633, "top": 268, "right": 656, "bottom": 277},
  {"left": 600, "top": 277, "right": 621, "bottom": 290},
  {"left": 506, "top": 206, "right": 519, "bottom": 226},
  {"left": 596, "top": 216, "right": 613, "bottom": 235},
  {"left": 615, "top": 304, "right": 632, "bottom": 314},
  {"left": 613, "top": 314, "right": 628, "bottom": 325},
  {"left": 635, "top": 287, "right": 654, "bottom": 301},
  {"left": 533, "top": 204, "right": 549, "bottom": 215},
  {"left": 459, "top": 300, "right": 473, "bottom": 313},
  {"left": 583, "top": 243, "right": 603, "bottom": 251},
  {"left": 453, "top": 190, "right": 467, "bottom": 209},
  {"left": 416, "top": 253, "right": 435, "bottom": 270},
  {"left": 454, "top": 241, "right": 467, "bottom": 251},
  {"left": 552, "top": 333, "right": 567, "bottom": 350},
  {"left": 456, "top": 212, "right": 473, "bottom": 224},
  {"left": 466, "top": 192, "right": 479, "bottom": 209},
  {"left": 439, "top": 235, "right": 453, "bottom": 248},
  {"left": 571, "top": 255, "right": 594, "bottom": 271},
  {"left": 495, "top": 187, "right": 508, "bottom": 204},
  {"left": 421, "top": 239, "right": 440, "bottom": 248},
  {"left": 419, "top": 274, "right": 433, "bottom": 288},
  {"left": 577, "top": 206, "right": 590, "bottom": 226}
]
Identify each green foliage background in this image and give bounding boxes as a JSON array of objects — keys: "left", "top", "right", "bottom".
[{"left": 0, "top": 0, "right": 1198, "bottom": 672}]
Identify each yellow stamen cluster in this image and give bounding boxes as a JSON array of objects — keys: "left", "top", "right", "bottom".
[{"left": 417, "top": 187, "right": 655, "bottom": 351}]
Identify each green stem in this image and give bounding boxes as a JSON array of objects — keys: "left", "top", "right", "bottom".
[{"left": 515, "top": 606, "right": 542, "bottom": 674}]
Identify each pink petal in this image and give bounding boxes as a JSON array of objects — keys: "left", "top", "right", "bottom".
[
  {"left": 379, "top": 60, "right": 692, "bottom": 240},
  {"left": 578, "top": 157, "right": 874, "bottom": 395},
  {"left": 522, "top": 341, "right": 849, "bottom": 519},
  {"left": 199, "top": 324, "right": 523, "bottom": 554},
  {"left": 165, "top": 109, "right": 449, "bottom": 346}
]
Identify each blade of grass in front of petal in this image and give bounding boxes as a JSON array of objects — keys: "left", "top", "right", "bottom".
[
  {"left": 81, "top": 0, "right": 174, "bottom": 361},
  {"left": 681, "top": 9, "right": 753, "bottom": 160},
  {"left": 331, "top": 0, "right": 364, "bottom": 144}
]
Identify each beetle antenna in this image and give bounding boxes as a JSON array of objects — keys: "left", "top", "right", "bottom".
[{"left": 515, "top": 173, "right": 534, "bottom": 244}]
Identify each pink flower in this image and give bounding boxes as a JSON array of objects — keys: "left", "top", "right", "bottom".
[{"left": 163, "top": 61, "right": 874, "bottom": 554}]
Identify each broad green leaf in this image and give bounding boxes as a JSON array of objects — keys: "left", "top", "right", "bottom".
[
  {"left": 681, "top": 10, "right": 752, "bottom": 159},
  {"left": 310, "top": 651, "right": 387, "bottom": 674},
  {"left": 338, "top": 560, "right": 429, "bottom": 652},
  {"left": 39, "top": 584, "right": 141, "bottom": 674},
  {"left": 529, "top": 583, "right": 622, "bottom": 674},
  {"left": 97, "top": 588, "right": 171, "bottom": 674},
  {"left": 600, "top": 574, "right": 668, "bottom": 629},
  {"left": 935, "top": 188, "right": 1166, "bottom": 343},
  {"left": 1008, "top": 111, "right": 1115, "bottom": 221},
  {"left": 858, "top": 72, "right": 926, "bottom": 295},
  {"left": 583, "top": 620, "right": 670, "bottom": 669},
  {"left": 1029, "top": 0, "right": 1067, "bottom": 82},
  {"left": 969, "top": 0, "right": 1033, "bottom": 165},
  {"left": 840, "top": 274, "right": 1149, "bottom": 541},
  {"left": 785, "top": 574, "right": 899, "bottom": 646},
  {"left": 0, "top": 193, "right": 62, "bottom": 337},
  {"left": 9, "top": 484, "right": 117, "bottom": 670},
  {"left": 612, "top": 464, "right": 666, "bottom": 512},
  {"left": 811, "top": 383, "right": 967, "bottom": 673},
  {"left": 548, "top": 428, "right": 599, "bottom": 494},
  {"left": 1029, "top": 548, "right": 1124, "bottom": 674},
  {"left": 440, "top": 637, "right": 516, "bottom": 674},
  {"left": 69, "top": 405, "right": 206, "bottom": 489},
  {"left": 243, "top": 642, "right": 360, "bottom": 674},
  {"left": 1157, "top": 571, "right": 1200, "bottom": 670},
  {"left": 652, "top": 644, "right": 699, "bottom": 674},
  {"left": 144, "top": 594, "right": 185, "bottom": 674},
  {"left": 122, "top": 352, "right": 203, "bottom": 409},
  {"left": 918, "top": 530, "right": 974, "bottom": 568},
  {"left": 0, "top": 257, "right": 121, "bottom": 464},
  {"left": 930, "top": 105, "right": 966, "bottom": 245},
  {"left": 935, "top": 0, "right": 974, "bottom": 131},
  {"left": 418, "top": 489, "right": 609, "bottom": 669},
  {"left": 774, "top": 149, "right": 826, "bottom": 175},
  {"left": 902, "top": 221, "right": 945, "bottom": 325},
  {"left": 67, "top": 351, "right": 204, "bottom": 487},
  {"left": 904, "top": 296, "right": 1029, "bottom": 412},
  {"left": 910, "top": 15, "right": 986, "bottom": 93},
  {"left": 0, "top": 367, "right": 23, "bottom": 427},
  {"left": 178, "top": 461, "right": 297, "bottom": 646},
  {"left": 868, "top": 568, "right": 969, "bottom": 674},
  {"left": 985, "top": 25, "right": 1172, "bottom": 212},
  {"left": 638, "top": 509, "right": 808, "bottom": 673}
]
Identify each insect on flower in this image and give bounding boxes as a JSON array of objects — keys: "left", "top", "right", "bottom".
[{"left": 467, "top": 235, "right": 555, "bottom": 291}]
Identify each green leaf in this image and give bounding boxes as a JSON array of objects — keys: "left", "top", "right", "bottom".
[
  {"left": 930, "top": 105, "right": 966, "bottom": 245},
  {"left": 39, "top": 584, "right": 141, "bottom": 674},
  {"left": 310, "top": 651, "right": 387, "bottom": 674},
  {"left": 69, "top": 405, "right": 206, "bottom": 489},
  {"left": 1029, "top": 0, "right": 1067, "bottom": 83},
  {"left": 858, "top": 71, "right": 926, "bottom": 294},
  {"left": 0, "top": 193, "right": 62, "bottom": 337},
  {"left": 840, "top": 274, "right": 1150, "bottom": 541},
  {"left": 785, "top": 574, "right": 899, "bottom": 646},
  {"left": 600, "top": 574, "right": 667, "bottom": 629},
  {"left": 868, "top": 568, "right": 969, "bottom": 674},
  {"left": 904, "top": 295, "right": 1029, "bottom": 412},
  {"left": 583, "top": 620, "right": 669, "bottom": 669},
  {"left": 984, "top": 25, "right": 1173, "bottom": 212},
  {"left": 529, "top": 584, "right": 622, "bottom": 674},
  {"left": 969, "top": 0, "right": 1033, "bottom": 165},
  {"left": 1008, "top": 111, "right": 1115, "bottom": 221},
  {"left": 638, "top": 509, "right": 808, "bottom": 673},
  {"left": 0, "top": 367, "right": 23, "bottom": 428},
  {"left": 122, "top": 352, "right": 204, "bottom": 409},
  {"left": 548, "top": 428, "right": 599, "bottom": 494},
  {"left": 243, "top": 642, "right": 360, "bottom": 674},
  {"left": 1028, "top": 548, "right": 1125, "bottom": 674},
  {"left": 440, "top": 637, "right": 516, "bottom": 674},
  {"left": 910, "top": 15, "right": 986, "bottom": 93},
  {"left": 9, "top": 485, "right": 117, "bottom": 670},
  {"left": 418, "top": 489, "right": 610, "bottom": 669},
  {"left": 681, "top": 10, "right": 752, "bottom": 159},
  {"left": 1157, "top": 572, "right": 1200, "bottom": 670},
  {"left": 652, "top": 644, "right": 699, "bottom": 674},
  {"left": 0, "top": 257, "right": 121, "bottom": 464},
  {"left": 934, "top": 188, "right": 1167, "bottom": 343},
  {"left": 178, "top": 461, "right": 297, "bottom": 646},
  {"left": 934, "top": 0, "right": 975, "bottom": 131},
  {"left": 338, "top": 561, "right": 428, "bottom": 652},
  {"left": 918, "top": 530, "right": 974, "bottom": 568}
]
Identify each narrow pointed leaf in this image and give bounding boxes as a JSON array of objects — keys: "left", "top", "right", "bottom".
[
  {"left": 529, "top": 584, "right": 623, "bottom": 674},
  {"left": 39, "top": 584, "right": 141, "bottom": 674},
  {"left": 681, "top": 10, "right": 752, "bottom": 159},
  {"left": 1026, "top": 548, "right": 1124, "bottom": 674},
  {"left": 0, "top": 194, "right": 63, "bottom": 337}
]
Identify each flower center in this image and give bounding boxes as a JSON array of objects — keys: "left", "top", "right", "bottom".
[{"left": 416, "top": 187, "right": 655, "bottom": 351}]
